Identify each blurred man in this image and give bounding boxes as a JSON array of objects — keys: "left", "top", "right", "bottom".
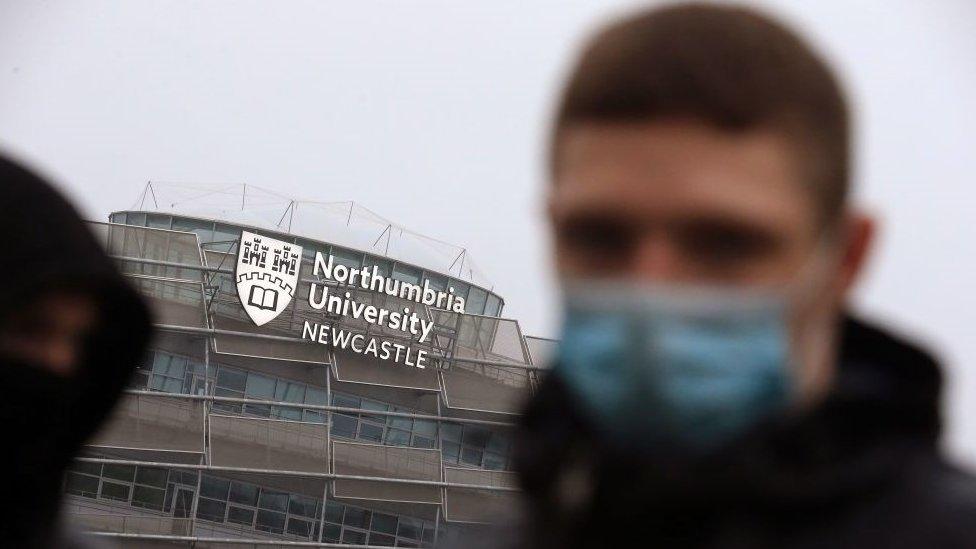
[
  {"left": 514, "top": 4, "right": 976, "bottom": 548},
  {"left": 0, "top": 155, "right": 151, "bottom": 547}
]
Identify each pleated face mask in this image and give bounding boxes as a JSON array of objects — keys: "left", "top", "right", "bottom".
[{"left": 556, "top": 282, "right": 794, "bottom": 452}]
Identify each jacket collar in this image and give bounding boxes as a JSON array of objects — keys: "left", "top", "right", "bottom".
[{"left": 515, "top": 314, "right": 945, "bottom": 512}]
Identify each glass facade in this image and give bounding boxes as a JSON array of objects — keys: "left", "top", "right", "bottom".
[
  {"left": 134, "top": 348, "right": 514, "bottom": 470},
  {"left": 65, "top": 460, "right": 437, "bottom": 546},
  {"left": 66, "top": 461, "right": 199, "bottom": 514},
  {"left": 67, "top": 216, "right": 543, "bottom": 547}
]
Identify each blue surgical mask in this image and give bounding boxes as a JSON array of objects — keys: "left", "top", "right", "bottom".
[{"left": 555, "top": 283, "right": 794, "bottom": 452}]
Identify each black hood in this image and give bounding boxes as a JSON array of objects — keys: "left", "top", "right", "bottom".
[
  {"left": 514, "top": 314, "right": 945, "bottom": 547},
  {"left": 0, "top": 154, "right": 152, "bottom": 543}
]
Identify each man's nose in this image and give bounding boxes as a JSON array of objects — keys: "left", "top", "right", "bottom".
[{"left": 628, "top": 237, "right": 686, "bottom": 283}]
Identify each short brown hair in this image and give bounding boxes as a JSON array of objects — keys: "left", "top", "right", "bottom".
[{"left": 552, "top": 3, "right": 850, "bottom": 223}]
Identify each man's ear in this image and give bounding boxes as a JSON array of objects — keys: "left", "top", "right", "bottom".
[{"left": 835, "top": 210, "right": 876, "bottom": 296}]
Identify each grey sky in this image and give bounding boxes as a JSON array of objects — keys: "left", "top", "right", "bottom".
[{"left": 1, "top": 1, "right": 974, "bottom": 459}]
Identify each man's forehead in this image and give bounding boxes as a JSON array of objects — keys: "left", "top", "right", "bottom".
[{"left": 551, "top": 121, "right": 817, "bottom": 234}]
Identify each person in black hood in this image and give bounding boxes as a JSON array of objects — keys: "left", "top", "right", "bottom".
[
  {"left": 511, "top": 4, "right": 976, "bottom": 548},
  {"left": 0, "top": 154, "right": 152, "bottom": 547}
]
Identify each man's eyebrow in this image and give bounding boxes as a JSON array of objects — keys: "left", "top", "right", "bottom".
[{"left": 676, "top": 213, "right": 786, "bottom": 234}]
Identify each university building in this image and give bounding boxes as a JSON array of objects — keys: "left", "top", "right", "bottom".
[{"left": 65, "top": 184, "right": 555, "bottom": 548}]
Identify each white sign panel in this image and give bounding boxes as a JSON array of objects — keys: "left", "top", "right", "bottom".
[{"left": 235, "top": 230, "right": 302, "bottom": 327}]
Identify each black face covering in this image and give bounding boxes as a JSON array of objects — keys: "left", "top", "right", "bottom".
[
  {"left": 0, "top": 155, "right": 152, "bottom": 546},
  {"left": 0, "top": 358, "right": 87, "bottom": 541},
  {"left": 1, "top": 352, "right": 114, "bottom": 453}
]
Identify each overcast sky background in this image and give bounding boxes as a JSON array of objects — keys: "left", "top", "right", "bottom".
[{"left": 1, "top": 0, "right": 974, "bottom": 459}]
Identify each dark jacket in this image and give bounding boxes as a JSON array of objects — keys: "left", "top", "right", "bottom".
[
  {"left": 512, "top": 315, "right": 976, "bottom": 548},
  {"left": 0, "top": 155, "right": 152, "bottom": 547}
]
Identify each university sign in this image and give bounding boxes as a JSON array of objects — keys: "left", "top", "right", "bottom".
[
  {"left": 235, "top": 231, "right": 468, "bottom": 369},
  {"left": 236, "top": 231, "right": 302, "bottom": 327}
]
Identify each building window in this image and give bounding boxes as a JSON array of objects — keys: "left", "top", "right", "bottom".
[
  {"left": 211, "top": 223, "right": 242, "bottom": 252},
  {"left": 115, "top": 471, "right": 435, "bottom": 546},
  {"left": 127, "top": 212, "right": 147, "bottom": 226},
  {"left": 392, "top": 263, "right": 421, "bottom": 285},
  {"left": 214, "top": 366, "right": 247, "bottom": 413},
  {"left": 303, "top": 386, "right": 327, "bottom": 423},
  {"left": 149, "top": 352, "right": 189, "bottom": 393},
  {"left": 299, "top": 241, "right": 330, "bottom": 264},
  {"left": 243, "top": 372, "right": 276, "bottom": 417},
  {"left": 424, "top": 274, "right": 447, "bottom": 293},
  {"left": 465, "top": 287, "right": 488, "bottom": 315},
  {"left": 364, "top": 257, "right": 393, "bottom": 279},
  {"left": 273, "top": 380, "right": 306, "bottom": 421},
  {"left": 484, "top": 294, "right": 502, "bottom": 317},
  {"left": 64, "top": 462, "right": 185, "bottom": 514},
  {"left": 332, "top": 248, "right": 364, "bottom": 270},
  {"left": 146, "top": 214, "right": 172, "bottom": 230},
  {"left": 449, "top": 282, "right": 470, "bottom": 311},
  {"left": 131, "top": 467, "right": 168, "bottom": 511},
  {"left": 139, "top": 357, "right": 514, "bottom": 472},
  {"left": 171, "top": 217, "right": 215, "bottom": 244},
  {"left": 227, "top": 506, "right": 255, "bottom": 527},
  {"left": 64, "top": 462, "right": 102, "bottom": 498},
  {"left": 439, "top": 423, "right": 511, "bottom": 470},
  {"left": 196, "top": 497, "right": 227, "bottom": 523}
]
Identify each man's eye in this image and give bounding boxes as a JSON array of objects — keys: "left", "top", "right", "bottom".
[
  {"left": 559, "top": 219, "right": 635, "bottom": 263},
  {"left": 679, "top": 227, "right": 778, "bottom": 265}
]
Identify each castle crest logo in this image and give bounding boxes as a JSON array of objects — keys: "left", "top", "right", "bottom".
[{"left": 235, "top": 230, "right": 303, "bottom": 327}]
